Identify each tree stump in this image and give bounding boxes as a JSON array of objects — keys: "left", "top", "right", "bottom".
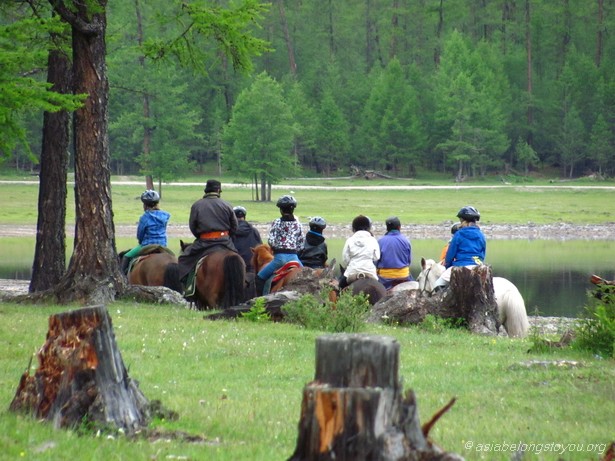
[
  {"left": 288, "top": 334, "right": 463, "bottom": 461},
  {"left": 9, "top": 305, "right": 150, "bottom": 434},
  {"left": 369, "top": 266, "right": 499, "bottom": 335}
]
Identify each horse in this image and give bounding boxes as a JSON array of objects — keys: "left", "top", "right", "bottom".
[
  {"left": 416, "top": 258, "right": 530, "bottom": 338},
  {"left": 121, "top": 246, "right": 183, "bottom": 293},
  {"left": 251, "top": 243, "right": 304, "bottom": 293},
  {"left": 177, "top": 241, "right": 246, "bottom": 310}
]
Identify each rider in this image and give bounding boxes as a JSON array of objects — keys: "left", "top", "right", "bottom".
[
  {"left": 338, "top": 215, "right": 380, "bottom": 290},
  {"left": 376, "top": 216, "right": 413, "bottom": 289},
  {"left": 439, "top": 222, "right": 461, "bottom": 264},
  {"left": 121, "top": 190, "right": 170, "bottom": 274},
  {"left": 255, "top": 195, "right": 304, "bottom": 296},
  {"left": 298, "top": 216, "right": 328, "bottom": 269},
  {"left": 231, "top": 205, "right": 262, "bottom": 273},
  {"left": 177, "top": 179, "right": 238, "bottom": 284},
  {"left": 433, "top": 205, "right": 486, "bottom": 292}
]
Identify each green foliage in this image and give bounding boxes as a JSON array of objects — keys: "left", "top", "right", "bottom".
[
  {"left": 283, "top": 289, "right": 370, "bottom": 333},
  {"left": 143, "top": 0, "right": 270, "bottom": 74},
  {"left": 418, "top": 314, "right": 466, "bottom": 333},
  {"left": 0, "top": 15, "right": 83, "bottom": 158},
  {"left": 240, "top": 297, "right": 270, "bottom": 323},
  {"left": 223, "top": 72, "right": 296, "bottom": 189},
  {"left": 573, "top": 287, "right": 615, "bottom": 358}
]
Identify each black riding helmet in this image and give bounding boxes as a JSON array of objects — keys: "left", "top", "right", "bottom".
[
  {"left": 385, "top": 216, "right": 401, "bottom": 232},
  {"left": 141, "top": 190, "right": 160, "bottom": 207},
  {"left": 276, "top": 195, "right": 297, "bottom": 213},
  {"left": 457, "top": 205, "right": 480, "bottom": 222},
  {"left": 352, "top": 215, "right": 371, "bottom": 232}
]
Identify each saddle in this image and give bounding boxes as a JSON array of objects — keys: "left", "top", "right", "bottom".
[
  {"left": 272, "top": 261, "right": 302, "bottom": 284},
  {"left": 183, "top": 256, "right": 207, "bottom": 299}
]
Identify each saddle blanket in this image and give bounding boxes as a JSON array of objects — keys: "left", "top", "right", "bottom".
[{"left": 272, "top": 261, "right": 302, "bottom": 284}]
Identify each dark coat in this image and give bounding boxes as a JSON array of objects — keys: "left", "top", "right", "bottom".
[{"left": 232, "top": 220, "right": 262, "bottom": 272}]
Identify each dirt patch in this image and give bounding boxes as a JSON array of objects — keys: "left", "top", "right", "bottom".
[{"left": 2, "top": 223, "right": 614, "bottom": 241}]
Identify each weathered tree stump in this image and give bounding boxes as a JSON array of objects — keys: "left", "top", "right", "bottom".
[
  {"left": 369, "top": 266, "right": 499, "bottom": 335},
  {"left": 288, "top": 334, "right": 463, "bottom": 461},
  {"left": 9, "top": 305, "right": 150, "bottom": 434}
]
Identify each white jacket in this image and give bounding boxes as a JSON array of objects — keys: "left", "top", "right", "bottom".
[{"left": 342, "top": 230, "right": 380, "bottom": 279}]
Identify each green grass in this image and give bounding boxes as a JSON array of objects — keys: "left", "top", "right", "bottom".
[
  {"left": 1, "top": 178, "right": 615, "bottom": 227},
  {"left": 0, "top": 302, "right": 613, "bottom": 460}
]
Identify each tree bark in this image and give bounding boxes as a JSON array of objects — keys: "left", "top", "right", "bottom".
[
  {"left": 50, "top": 0, "right": 125, "bottom": 305},
  {"left": 10, "top": 305, "right": 150, "bottom": 434},
  {"left": 288, "top": 334, "right": 463, "bottom": 461},
  {"left": 30, "top": 31, "right": 71, "bottom": 293}
]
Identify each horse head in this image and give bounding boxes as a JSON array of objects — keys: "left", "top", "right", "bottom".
[
  {"left": 251, "top": 243, "right": 273, "bottom": 273},
  {"left": 417, "top": 258, "right": 445, "bottom": 294}
]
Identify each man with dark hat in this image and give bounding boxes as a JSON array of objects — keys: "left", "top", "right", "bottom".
[
  {"left": 376, "top": 216, "right": 413, "bottom": 289},
  {"left": 177, "top": 179, "right": 238, "bottom": 283}
]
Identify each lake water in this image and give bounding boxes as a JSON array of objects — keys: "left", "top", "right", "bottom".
[{"left": 1, "top": 236, "right": 613, "bottom": 318}]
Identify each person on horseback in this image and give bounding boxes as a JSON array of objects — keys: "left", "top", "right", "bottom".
[
  {"left": 177, "top": 179, "right": 238, "bottom": 284},
  {"left": 255, "top": 195, "right": 304, "bottom": 296},
  {"left": 433, "top": 205, "right": 486, "bottom": 292},
  {"left": 376, "top": 216, "right": 413, "bottom": 289},
  {"left": 439, "top": 222, "right": 461, "bottom": 264},
  {"left": 298, "top": 216, "right": 328, "bottom": 269},
  {"left": 121, "top": 190, "right": 170, "bottom": 274},
  {"left": 232, "top": 205, "right": 262, "bottom": 273},
  {"left": 338, "top": 215, "right": 380, "bottom": 290}
]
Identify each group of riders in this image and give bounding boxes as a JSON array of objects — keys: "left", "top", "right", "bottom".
[{"left": 121, "top": 178, "right": 485, "bottom": 298}]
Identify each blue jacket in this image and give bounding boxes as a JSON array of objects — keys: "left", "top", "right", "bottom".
[
  {"left": 377, "top": 230, "right": 411, "bottom": 269},
  {"left": 137, "top": 209, "right": 170, "bottom": 247},
  {"left": 444, "top": 225, "right": 486, "bottom": 267}
]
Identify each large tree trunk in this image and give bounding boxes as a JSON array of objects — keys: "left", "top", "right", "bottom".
[
  {"left": 30, "top": 33, "right": 71, "bottom": 293},
  {"left": 51, "top": 0, "right": 125, "bottom": 305},
  {"left": 288, "top": 334, "right": 463, "bottom": 461},
  {"left": 10, "top": 305, "right": 150, "bottom": 434}
]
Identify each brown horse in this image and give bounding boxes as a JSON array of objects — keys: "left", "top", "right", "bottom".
[
  {"left": 179, "top": 241, "right": 246, "bottom": 310},
  {"left": 122, "top": 247, "right": 183, "bottom": 293},
  {"left": 251, "top": 243, "right": 304, "bottom": 293}
]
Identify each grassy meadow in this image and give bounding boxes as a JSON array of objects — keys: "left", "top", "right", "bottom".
[
  {"left": 1, "top": 176, "right": 615, "bottom": 227},
  {"left": 1, "top": 176, "right": 615, "bottom": 460},
  {"left": 1, "top": 302, "right": 614, "bottom": 461}
]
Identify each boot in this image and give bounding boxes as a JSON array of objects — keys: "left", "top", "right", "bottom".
[
  {"left": 255, "top": 276, "right": 266, "bottom": 297},
  {"left": 120, "top": 256, "right": 130, "bottom": 275}
]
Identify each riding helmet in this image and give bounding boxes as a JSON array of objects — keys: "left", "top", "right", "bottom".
[
  {"left": 309, "top": 216, "right": 326, "bottom": 231},
  {"left": 233, "top": 206, "right": 247, "bottom": 218},
  {"left": 352, "top": 215, "right": 372, "bottom": 232},
  {"left": 276, "top": 195, "right": 297, "bottom": 209},
  {"left": 385, "top": 216, "right": 401, "bottom": 231},
  {"left": 457, "top": 205, "right": 480, "bottom": 222},
  {"left": 141, "top": 190, "right": 160, "bottom": 206}
]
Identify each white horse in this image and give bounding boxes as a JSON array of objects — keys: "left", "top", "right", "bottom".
[{"left": 416, "top": 258, "right": 530, "bottom": 338}]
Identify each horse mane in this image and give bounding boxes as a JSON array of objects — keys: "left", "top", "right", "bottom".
[{"left": 251, "top": 243, "right": 273, "bottom": 272}]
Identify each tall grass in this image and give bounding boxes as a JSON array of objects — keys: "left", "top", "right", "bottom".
[{"left": 0, "top": 302, "right": 613, "bottom": 460}]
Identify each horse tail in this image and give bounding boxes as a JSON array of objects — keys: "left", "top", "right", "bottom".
[
  {"left": 221, "top": 254, "right": 245, "bottom": 309},
  {"left": 163, "top": 263, "right": 184, "bottom": 294},
  {"left": 494, "top": 277, "right": 529, "bottom": 338}
]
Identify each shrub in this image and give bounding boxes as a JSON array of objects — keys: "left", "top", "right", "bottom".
[
  {"left": 283, "top": 289, "right": 370, "bottom": 333},
  {"left": 573, "top": 286, "right": 615, "bottom": 358},
  {"left": 240, "top": 297, "right": 270, "bottom": 323}
]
